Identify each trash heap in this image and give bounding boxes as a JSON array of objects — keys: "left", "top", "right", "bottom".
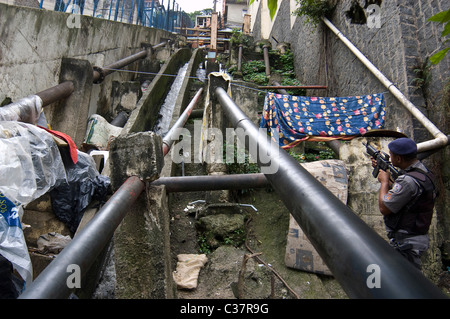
[{"left": 0, "top": 96, "right": 116, "bottom": 298}]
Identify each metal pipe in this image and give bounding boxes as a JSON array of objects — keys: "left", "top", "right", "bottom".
[
  {"left": 93, "top": 50, "right": 148, "bottom": 83},
  {"left": 418, "top": 134, "right": 450, "bottom": 160},
  {"left": 188, "top": 109, "right": 204, "bottom": 119},
  {"left": 215, "top": 86, "right": 446, "bottom": 299},
  {"left": 151, "top": 173, "right": 269, "bottom": 192},
  {"left": 19, "top": 176, "right": 146, "bottom": 299},
  {"left": 93, "top": 41, "right": 167, "bottom": 83},
  {"left": 258, "top": 85, "right": 328, "bottom": 90},
  {"left": 36, "top": 81, "right": 75, "bottom": 107},
  {"left": 322, "top": 17, "right": 448, "bottom": 153},
  {"left": 162, "top": 88, "right": 203, "bottom": 155},
  {"left": 36, "top": 42, "right": 168, "bottom": 106}
]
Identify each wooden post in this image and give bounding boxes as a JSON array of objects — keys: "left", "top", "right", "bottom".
[
  {"left": 243, "top": 14, "right": 251, "bottom": 34},
  {"left": 210, "top": 12, "right": 218, "bottom": 51}
]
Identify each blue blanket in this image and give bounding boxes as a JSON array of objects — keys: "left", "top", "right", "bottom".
[{"left": 260, "top": 92, "right": 386, "bottom": 148}]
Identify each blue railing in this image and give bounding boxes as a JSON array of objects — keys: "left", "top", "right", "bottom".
[{"left": 38, "top": 0, "right": 194, "bottom": 32}]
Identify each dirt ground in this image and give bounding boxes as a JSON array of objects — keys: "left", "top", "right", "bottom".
[{"left": 167, "top": 154, "right": 348, "bottom": 299}]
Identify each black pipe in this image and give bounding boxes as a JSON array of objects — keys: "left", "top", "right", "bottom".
[
  {"left": 151, "top": 173, "right": 269, "bottom": 192},
  {"left": 92, "top": 42, "right": 167, "bottom": 83},
  {"left": 19, "top": 176, "right": 145, "bottom": 299},
  {"left": 215, "top": 86, "right": 447, "bottom": 299}
]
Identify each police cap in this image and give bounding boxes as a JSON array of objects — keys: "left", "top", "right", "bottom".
[{"left": 388, "top": 137, "right": 417, "bottom": 155}]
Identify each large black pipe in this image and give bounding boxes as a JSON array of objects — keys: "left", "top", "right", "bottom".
[
  {"left": 19, "top": 176, "right": 145, "bottom": 299},
  {"left": 215, "top": 86, "right": 446, "bottom": 299}
]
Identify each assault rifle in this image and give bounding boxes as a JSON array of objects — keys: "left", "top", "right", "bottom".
[{"left": 363, "top": 142, "right": 399, "bottom": 181}]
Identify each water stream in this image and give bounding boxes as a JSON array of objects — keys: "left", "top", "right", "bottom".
[{"left": 153, "top": 62, "right": 189, "bottom": 137}]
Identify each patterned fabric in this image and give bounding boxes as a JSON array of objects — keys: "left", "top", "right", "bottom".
[{"left": 260, "top": 92, "right": 386, "bottom": 148}]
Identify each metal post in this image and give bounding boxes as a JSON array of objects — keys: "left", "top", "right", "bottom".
[
  {"left": 214, "top": 86, "right": 447, "bottom": 299},
  {"left": 263, "top": 45, "right": 270, "bottom": 77},
  {"left": 237, "top": 44, "right": 243, "bottom": 72},
  {"left": 19, "top": 176, "right": 145, "bottom": 299},
  {"left": 150, "top": 0, "right": 155, "bottom": 27}
]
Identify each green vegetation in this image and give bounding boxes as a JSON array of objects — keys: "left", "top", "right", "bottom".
[
  {"left": 292, "top": 0, "right": 336, "bottom": 28},
  {"left": 428, "top": 9, "right": 450, "bottom": 65},
  {"left": 288, "top": 143, "right": 337, "bottom": 163},
  {"left": 228, "top": 48, "right": 305, "bottom": 95}
]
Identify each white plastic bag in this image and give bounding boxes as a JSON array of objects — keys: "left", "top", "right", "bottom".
[
  {"left": 0, "top": 95, "right": 43, "bottom": 124},
  {"left": 0, "top": 121, "right": 66, "bottom": 206}
]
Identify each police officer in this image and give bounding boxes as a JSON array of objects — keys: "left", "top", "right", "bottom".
[{"left": 373, "top": 137, "right": 437, "bottom": 269}]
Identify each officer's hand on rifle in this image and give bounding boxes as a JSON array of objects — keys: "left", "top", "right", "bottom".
[
  {"left": 377, "top": 169, "right": 390, "bottom": 184},
  {"left": 371, "top": 158, "right": 377, "bottom": 168}
]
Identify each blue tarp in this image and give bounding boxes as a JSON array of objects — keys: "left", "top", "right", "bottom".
[{"left": 260, "top": 92, "right": 386, "bottom": 148}]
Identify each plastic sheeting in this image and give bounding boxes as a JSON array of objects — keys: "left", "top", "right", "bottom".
[
  {"left": 50, "top": 150, "right": 111, "bottom": 233},
  {"left": 0, "top": 121, "right": 67, "bottom": 288},
  {"left": 0, "top": 95, "right": 43, "bottom": 124}
]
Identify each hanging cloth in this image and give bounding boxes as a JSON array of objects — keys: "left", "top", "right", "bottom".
[{"left": 260, "top": 92, "right": 386, "bottom": 148}]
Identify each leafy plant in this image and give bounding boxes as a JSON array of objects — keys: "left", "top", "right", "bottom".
[
  {"left": 412, "top": 58, "right": 432, "bottom": 93},
  {"left": 230, "top": 28, "right": 253, "bottom": 47},
  {"left": 224, "top": 142, "right": 261, "bottom": 175},
  {"left": 292, "top": 0, "right": 336, "bottom": 28},
  {"left": 198, "top": 234, "right": 212, "bottom": 254},
  {"left": 428, "top": 9, "right": 450, "bottom": 65},
  {"left": 249, "top": 0, "right": 279, "bottom": 20},
  {"left": 288, "top": 143, "right": 336, "bottom": 163}
]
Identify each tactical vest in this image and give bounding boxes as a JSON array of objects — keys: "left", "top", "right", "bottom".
[{"left": 384, "top": 167, "right": 437, "bottom": 235}]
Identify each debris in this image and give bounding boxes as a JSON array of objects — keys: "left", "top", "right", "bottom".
[
  {"left": 37, "top": 232, "right": 72, "bottom": 254},
  {"left": 173, "top": 254, "right": 208, "bottom": 290}
]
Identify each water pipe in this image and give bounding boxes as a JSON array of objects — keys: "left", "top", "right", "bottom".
[{"left": 322, "top": 17, "right": 448, "bottom": 153}]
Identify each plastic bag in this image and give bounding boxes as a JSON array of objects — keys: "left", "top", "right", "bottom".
[
  {"left": 0, "top": 95, "right": 43, "bottom": 124},
  {"left": 0, "top": 121, "right": 67, "bottom": 206},
  {"left": 0, "top": 121, "right": 67, "bottom": 288},
  {"left": 50, "top": 151, "right": 111, "bottom": 233},
  {"left": 0, "top": 192, "right": 33, "bottom": 289}
]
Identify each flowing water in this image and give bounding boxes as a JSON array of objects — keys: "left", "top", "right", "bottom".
[{"left": 153, "top": 63, "right": 189, "bottom": 136}]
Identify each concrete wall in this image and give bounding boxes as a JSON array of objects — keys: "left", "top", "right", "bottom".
[{"left": 0, "top": 3, "right": 171, "bottom": 137}]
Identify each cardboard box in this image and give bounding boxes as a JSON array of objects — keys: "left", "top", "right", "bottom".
[{"left": 285, "top": 160, "right": 348, "bottom": 276}]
